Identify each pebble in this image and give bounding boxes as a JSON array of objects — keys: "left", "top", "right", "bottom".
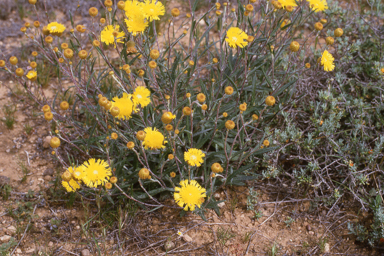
[
  {"left": 324, "top": 243, "right": 330, "bottom": 253},
  {"left": 0, "top": 235, "right": 11, "bottom": 242},
  {"left": 43, "top": 168, "right": 54, "bottom": 176},
  {"left": 44, "top": 176, "right": 52, "bottom": 182},
  {"left": 309, "top": 231, "right": 315, "bottom": 235},
  {"left": 306, "top": 225, "right": 311, "bottom": 231},
  {"left": 16, "top": 248, "right": 22, "bottom": 254},
  {"left": 164, "top": 240, "right": 175, "bottom": 251},
  {"left": 182, "top": 234, "right": 193, "bottom": 243},
  {"left": 7, "top": 226, "right": 16, "bottom": 234},
  {"left": 217, "top": 202, "right": 225, "bottom": 208},
  {"left": 43, "top": 136, "right": 52, "bottom": 149},
  {"left": 26, "top": 248, "right": 35, "bottom": 253},
  {"left": 81, "top": 249, "right": 90, "bottom": 256},
  {"left": 48, "top": 241, "right": 54, "bottom": 247}
]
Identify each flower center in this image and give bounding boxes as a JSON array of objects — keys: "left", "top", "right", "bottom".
[
  {"left": 232, "top": 36, "right": 238, "bottom": 42},
  {"left": 191, "top": 155, "right": 197, "bottom": 160},
  {"left": 150, "top": 9, "right": 154, "bottom": 13},
  {"left": 137, "top": 94, "right": 142, "bottom": 99},
  {"left": 93, "top": 170, "right": 98, "bottom": 175}
]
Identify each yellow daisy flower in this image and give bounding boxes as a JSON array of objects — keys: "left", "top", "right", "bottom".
[
  {"left": 174, "top": 179, "right": 206, "bottom": 211},
  {"left": 132, "top": 86, "right": 151, "bottom": 107},
  {"left": 62, "top": 166, "right": 82, "bottom": 192},
  {"left": 124, "top": 0, "right": 142, "bottom": 18},
  {"left": 321, "top": 50, "right": 335, "bottom": 72},
  {"left": 278, "top": 0, "right": 298, "bottom": 8},
  {"left": 225, "top": 27, "right": 248, "bottom": 49},
  {"left": 62, "top": 179, "right": 81, "bottom": 192},
  {"left": 111, "top": 93, "right": 137, "bottom": 120},
  {"left": 47, "top": 22, "right": 66, "bottom": 36},
  {"left": 81, "top": 158, "right": 112, "bottom": 188},
  {"left": 184, "top": 148, "right": 205, "bottom": 167},
  {"left": 141, "top": 0, "right": 165, "bottom": 21},
  {"left": 125, "top": 14, "right": 149, "bottom": 36},
  {"left": 307, "top": 0, "right": 328, "bottom": 12},
  {"left": 143, "top": 127, "right": 167, "bottom": 150},
  {"left": 26, "top": 70, "right": 37, "bottom": 81},
  {"left": 100, "top": 25, "right": 125, "bottom": 48}
]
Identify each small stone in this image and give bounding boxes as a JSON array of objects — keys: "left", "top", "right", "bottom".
[
  {"left": 214, "top": 193, "right": 221, "bottom": 199},
  {"left": 76, "top": 225, "right": 80, "bottom": 230},
  {"left": 0, "top": 176, "right": 10, "bottom": 186},
  {"left": 182, "top": 234, "right": 193, "bottom": 243},
  {"left": 26, "top": 248, "right": 35, "bottom": 253},
  {"left": 324, "top": 243, "right": 330, "bottom": 253},
  {"left": 164, "top": 240, "right": 175, "bottom": 251},
  {"left": 48, "top": 241, "right": 54, "bottom": 247},
  {"left": 7, "top": 226, "right": 16, "bottom": 234},
  {"left": 0, "top": 235, "right": 11, "bottom": 242},
  {"left": 217, "top": 202, "right": 225, "bottom": 208},
  {"left": 309, "top": 231, "right": 315, "bottom": 235},
  {"left": 5, "top": 149, "right": 10, "bottom": 153},
  {"left": 44, "top": 176, "right": 52, "bottom": 182},
  {"left": 16, "top": 248, "right": 22, "bottom": 253},
  {"left": 306, "top": 225, "right": 311, "bottom": 231},
  {"left": 43, "top": 168, "right": 54, "bottom": 176},
  {"left": 81, "top": 249, "right": 90, "bottom": 256},
  {"left": 43, "top": 136, "right": 52, "bottom": 149}
]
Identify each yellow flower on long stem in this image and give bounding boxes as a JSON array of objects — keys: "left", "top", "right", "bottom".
[
  {"left": 225, "top": 27, "right": 248, "bottom": 49},
  {"left": 100, "top": 25, "right": 125, "bottom": 48},
  {"left": 141, "top": 0, "right": 165, "bottom": 21},
  {"left": 143, "top": 127, "right": 167, "bottom": 150},
  {"left": 174, "top": 179, "right": 206, "bottom": 211},
  {"left": 321, "top": 50, "right": 335, "bottom": 72},
  {"left": 81, "top": 159, "right": 112, "bottom": 188},
  {"left": 47, "top": 21, "right": 66, "bottom": 36},
  {"left": 277, "top": 0, "right": 298, "bottom": 8},
  {"left": 132, "top": 86, "right": 151, "bottom": 107},
  {"left": 307, "top": 0, "right": 328, "bottom": 12},
  {"left": 124, "top": 0, "right": 142, "bottom": 18},
  {"left": 26, "top": 70, "right": 37, "bottom": 81},
  {"left": 125, "top": 14, "right": 149, "bottom": 36},
  {"left": 184, "top": 148, "right": 205, "bottom": 167},
  {"left": 111, "top": 93, "right": 137, "bottom": 120}
]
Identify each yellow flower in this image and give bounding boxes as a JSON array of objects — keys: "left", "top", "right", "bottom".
[
  {"left": 307, "top": 0, "right": 328, "bottom": 12},
  {"left": 81, "top": 158, "right": 112, "bottom": 188},
  {"left": 62, "top": 178, "right": 81, "bottom": 192},
  {"left": 225, "top": 27, "right": 248, "bottom": 49},
  {"left": 141, "top": 0, "right": 165, "bottom": 21},
  {"left": 100, "top": 25, "right": 125, "bottom": 48},
  {"left": 143, "top": 127, "right": 167, "bottom": 150},
  {"left": 174, "top": 179, "right": 207, "bottom": 211},
  {"left": 125, "top": 14, "right": 149, "bottom": 36},
  {"left": 111, "top": 93, "right": 137, "bottom": 120},
  {"left": 26, "top": 70, "right": 37, "bottom": 81},
  {"left": 277, "top": 0, "right": 298, "bottom": 8},
  {"left": 47, "top": 22, "right": 66, "bottom": 36},
  {"left": 124, "top": 0, "right": 142, "bottom": 18},
  {"left": 133, "top": 86, "right": 151, "bottom": 107},
  {"left": 321, "top": 50, "right": 335, "bottom": 72},
  {"left": 184, "top": 148, "right": 205, "bottom": 167}
]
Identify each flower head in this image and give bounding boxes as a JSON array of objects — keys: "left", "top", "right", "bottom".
[
  {"left": 101, "top": 25, "right": 125, "bottom": 48},
  {"left": 133, "top": 86, "right": 151, "bottom": 108},
  {"left": 225, "top": 27, "right": 248, "bottom": 48},
  {"left": 47, "top": 22, "right": 66, "bottom": 36},
  {"left": 124, "top": 0, "right": 142, "bottom": 18},
  {"left": 143, "top": 127, "right": 167, "bottom": 150},
  {"left": 111, "top": 93, "right": 137, "bottom": 120},
  {"left": 174, "top": 179, "right": 207, "bottom": 211},
  {"left": 62, "top": 178, "right": 81, "bottom": 192},
  {"left": 307, "top": 0, "right": 328, "bottom": 12},
  {"left": 277, "top": 0, "right": 297, "bottom": 8},
  {"left": 321, "top": 50, "right": 335, "bottom": 72},
  {"left": 82, "top": 158, "right": 112, "bottom": 188},
  {"left": 125, "top": 14, "right": 149, "bottom": 36},
  {"left": 141, "top": 0, "right": 165, "bottom": 21},
  {"left": 26, "top": 70, "right": 37, "bottom": 81},
  {"left": 184, "top": 148, "right": 205, "bottom": 167}
]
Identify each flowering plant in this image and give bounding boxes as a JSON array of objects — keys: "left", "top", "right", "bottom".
[{"left": 0, "top": 0, "right": 341, "bottom": 217}]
